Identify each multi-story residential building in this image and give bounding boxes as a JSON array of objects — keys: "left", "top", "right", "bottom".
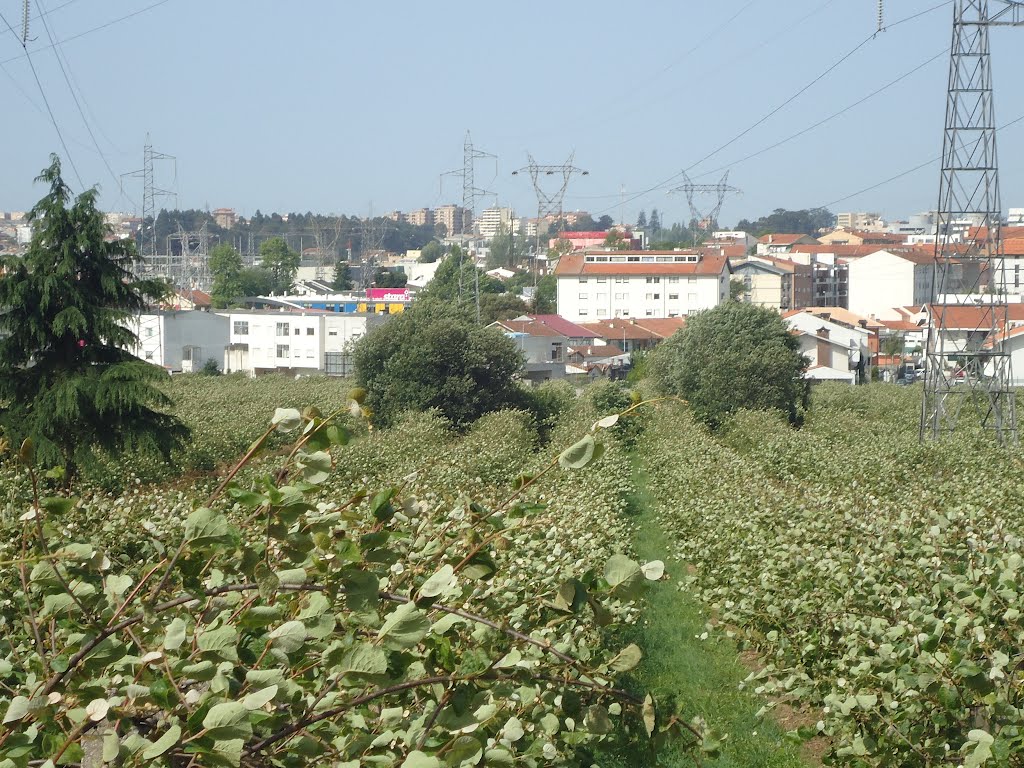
[
  {"left": 434, "top": 205, "right": 471, "bottom": 236},
  {"left": 836, "top": 212, "right": 886, "bottom": 232},
  {"left": 733, "top": 257, "right": 812, "bottom": 310},
  {"left": 212, "top": 208, "right": 237, "bottom": 229},
  {"left": 818, "top": 228, "right": 907, "bottom": 247},
  {"left": 127, "top": 310, "right": 230, "bottom": 373},
  {"left": 847, "top": 249, "right": 938, "bottom": 319},
  {"left": 475, "top": 206, "right": 519, "bottom": 238},
  {"left": 223, "top": 310, "right": 385, "bottom": 376},
  {"left": 405, "top": 208, "right": 435, "bottom": 227},
  {"left": 553, "top": 250, "right": 730, "bottom": 322}
]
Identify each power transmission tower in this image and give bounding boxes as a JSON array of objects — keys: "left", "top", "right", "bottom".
[
  {"left": 167, "top": 224, "right": 211, "bottom": 292},
  {"left": 512, "top": 153, "right": 589, "bottom": 273},
  {"left": 921, "top": 0, "right": 1024, "bottom": 446},
  {"left": 121, "top": 135, "right": 175, "bottom": 270},
  {"left": 669, "top": 171, "right": 741, "bottom": 247},
  {"left": 441, "top": 131, "right": 497, "bottom": 237}
]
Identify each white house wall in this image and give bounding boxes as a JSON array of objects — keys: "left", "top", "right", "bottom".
[
  {"left": 848, "top": 251, "right": 916, "bottom": 319},
  {"left": 556, "top": 273, "right": 726, "bottom": 322}
]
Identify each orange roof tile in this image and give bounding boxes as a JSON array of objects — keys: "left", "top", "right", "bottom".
[{"left": 554, "top": 251, "right": 729, "bottom": 277}]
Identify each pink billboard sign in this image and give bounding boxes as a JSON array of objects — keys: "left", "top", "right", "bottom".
[{"left": 367, "top": 288, "right": 411, "bottom": 302}]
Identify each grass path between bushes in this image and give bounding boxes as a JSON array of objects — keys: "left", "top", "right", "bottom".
[{"left": 613, "top": 457, "right": 819, "bottom": 768}]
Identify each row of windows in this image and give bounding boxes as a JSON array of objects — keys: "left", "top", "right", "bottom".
[
  {"left": 577, "top": 309, "right": 665, "bottom": 318},
  {"left": 234, "top": 321, "right": 321, "bottom": 337},
  {"left": 577, "top": 292, "right": 693, "bottom": 301},
  {"left": 579, "top": 276, "right": 693, "bottom": 284}
]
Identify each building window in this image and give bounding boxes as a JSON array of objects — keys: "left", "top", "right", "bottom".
[
  {"left": 324, "top": 352, "right": 349, "bottom": 375},
  {"left": 293, "top": 327, "right": 300, "bottom": 335},
  {"left": 578, "top": 293, "right": 588, "bottom": 300},
  {"left": 233, "top": 321, "right": 249, "bottom": 335},
  {"left": 578, "top": 277, "right": 588, "bottom": 283},
  {"left": 276, "top": 322, "right": 290, "bottom": 337},
  {"left": 145, "top": 327, "right": 154, "bottom": 338},
  {"left": 668, "top": 277, "right": 680, "bottom": 283},
  {"left": 653, "top": 293, "right": 660, "bottom": 300},
  {"left": 578, "top": 310, "right": 589, "bottom": 316},
  {"left": 597, "top": 277, "right": 607, "bottom": 283},
  {"left": 596, "top": 293, "right": 607, "bottom": 301},
  {"left": 645, "top": 293, "right": 655, "bottom": 300},
  {"left": 276, "top": 344, "right": 289, "bottom": 358},
  {"left": 328, "top": 330, "right": 338, "bottom": 336},
  {"left": 614, "top": 293, "right": 627, "bottom": 300},
  {"left": 668, "top": 293, "right": 679, "bottom": 300},
  {"left": 306, "top": 327, "right": 315, "bottom": 335},
  {"left": 645, "top": 310, "right": 655, "bottom": 316},
  {"left": 597, "top": 309, "right": 607, "bottom": 317},
  {"left": 645, "top": 277, "right": 661, "bottom": 284},
  {"left": 145, "top": 351, "right": 154, "bottom": 360}
]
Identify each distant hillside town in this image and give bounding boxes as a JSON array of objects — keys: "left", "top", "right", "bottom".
[{"left": 7, "top": 202, "right": 1024, "bottom": 387}]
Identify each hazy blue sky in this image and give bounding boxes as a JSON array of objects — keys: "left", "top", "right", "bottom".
[{"left": 3, "top": 0, "right": 1024, "bottom": 228}]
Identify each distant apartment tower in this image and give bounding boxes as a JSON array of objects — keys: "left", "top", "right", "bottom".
[
  {"left": 476, "top": 206, "right": 519, "bottom": 238},
  {"left": 836, "top": 212, "right": 885, "bottom": 232},
  {"left": 435, "top": 204, "right": 471, "bottom": 236},
  {"left": 213, "top": 208, "right": 237, "bottom": 229},
  {"left": 405, "top": 208, "right": 435, "bottom": 227}
]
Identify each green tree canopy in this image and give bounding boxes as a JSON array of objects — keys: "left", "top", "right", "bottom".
[
  {"left": 479, "top": 292, "right": 530, "bottom": 324},
  {"left": 648, "top": 302, "right": 808, "bottom": 430},
  {"left": 238, "top": 266, "right": 274, "bottom": 297},
  {"left": 353, "top": 300, "right": 526, "bottom": 429},
  {"left": 259, "top": 236, "right": 300, "bottom": 293},
  {"left": 418, "top": 240, "right": 444, "bottom": 263},
  {"left": 0, "top": 156, "right": 189, "bottom": 482},
  {"left": 333, "top": 259, "right": 353, "bottom": 290},
  {"left": 420, "top": 249, "right": 506, "bottom": 302},
  {"left": 533, "top": 274, "right": 557, "bottom": 314},
  {"left": 373, "top": 267, "right": 408, "bottom": 289},
  {"left": 735, "top": 208, "right": 835, "bottom": 237},
  {"left": 209, "top": 243, "right": 243, "bottom": 308}
]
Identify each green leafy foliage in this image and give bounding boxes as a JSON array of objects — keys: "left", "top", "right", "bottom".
[
  {"left": 352, "top": 300, "right": 529, "bottom": 429},
  {"left": 648, "top": 302, "right": 808, "bottom": 430},
  {"left": 0, "top": 157, "right": 188, "bottom": 483},
  {"left": 643, "top": 386, "right": 1024, "bottom": 765},
  {"left": 0, "top": 378, "right": 700, "bottom": 765},
  {"left": 258, "top": 236, "right": 301, "bottom": 293}
]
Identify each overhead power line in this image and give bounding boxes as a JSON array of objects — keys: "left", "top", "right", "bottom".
[
  {"left": 35, "top": 0, "right": 122, "bottom": 195},
  {"left": 0, "top": 0, "right": 174, "bottom": 66},
  {"left": 581, "top": 1, "right": 952, "bottom": 217},
  {"left": 0, "top": 6, "right": 83, "bottom": 189}
]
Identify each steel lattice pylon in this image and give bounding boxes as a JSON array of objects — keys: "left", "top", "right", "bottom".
[
  {"left": 921, "top": 0, "right": 1024, "bottom": 445},
  {"left": 669, "top": 171, "right": 741, "bottom": 246}
]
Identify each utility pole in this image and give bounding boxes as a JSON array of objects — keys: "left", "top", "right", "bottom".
[
  {"left": 512, "top": 153, "right": 589, "bottom": 280},
  {"left": 669, "top": 171, "right": 741, "bottom": 247},
  {"left": 921, "top": 0, "right": 1024, "bottom": 445}
]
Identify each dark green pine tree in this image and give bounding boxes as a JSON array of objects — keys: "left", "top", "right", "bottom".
[{"left": 0, "top": 156, "right": 189, "bottom": 483}]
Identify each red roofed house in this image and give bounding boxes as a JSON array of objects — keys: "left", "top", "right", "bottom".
[
  {"left": 549, "top": 230, "right": 642, "bottom": 252},
  {"left": 817, "top": 228, "right": 907, "bottom": 247},
  {"left": 489, "top": 315, "right": 598, "bottom": 382},
  {"left": 554, "top": 250, "right": 730, "bottom": 322},
  {"left": 577, "top": 317, "right": 685, "bottom": 354},
  {"left": 755, "top": 233, "right": 820, "bottom": 256}
]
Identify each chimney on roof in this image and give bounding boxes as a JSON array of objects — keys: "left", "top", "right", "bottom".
[
  {"left": 630, "top": 318, "right": 636, "bottom": 325},
  {"left": 769, "top": 234, "right": 774, "bottom": 244}
]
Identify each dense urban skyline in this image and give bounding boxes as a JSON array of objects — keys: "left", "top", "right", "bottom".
[{"left": 4, "top": 1, "right": 1024, "bottom": 225}]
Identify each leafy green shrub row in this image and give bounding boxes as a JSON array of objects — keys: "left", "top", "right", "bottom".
[{"left": 642, "top": 389, "right": 1024, "bottom": 765}]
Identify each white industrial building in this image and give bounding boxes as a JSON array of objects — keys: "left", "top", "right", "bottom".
[{"left": 553, "top": 250, "right": 730, "bottom": 322}]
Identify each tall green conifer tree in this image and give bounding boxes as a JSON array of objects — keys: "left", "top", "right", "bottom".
[{"left": 0, "top": 157, "right": 189, "bottom": 482}]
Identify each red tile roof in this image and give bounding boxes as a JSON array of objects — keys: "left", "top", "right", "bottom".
[
  {"left": 554, "top": 251, "right": 729, "bottom": 277},
  {"left": 578, "top": 317, "right": 685, "bottom": 341},
  {"left": 526, "top": 314, "right": 598, "bottom": 338},
  {"left": 927, "top": 303, "right": 1024, "bottom": 329},
  {"left": 494, "top": 319, "right": 563, "bottom": 338},
  {"left": 568, "top": 344, "right": 625, "bottom": 358},
  {"left": 783, "top": 306, "right": 886, "bottom": 331}
]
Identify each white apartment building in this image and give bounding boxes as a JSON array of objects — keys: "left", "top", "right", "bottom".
[
  {"left": 224, "top": 310, "right": 384, "bottom": 376},
  {"left": 476, "top": 206, "right": 519, "bottom": 238},
  {"left": 847, "top": 250, "right": 935, "bottom": 319},
  {"left": 128, "top": 311, "right": 230, "bottom": 373},
  {"left": 553, "top": 250, "right": 730, "bottom": 322}
]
